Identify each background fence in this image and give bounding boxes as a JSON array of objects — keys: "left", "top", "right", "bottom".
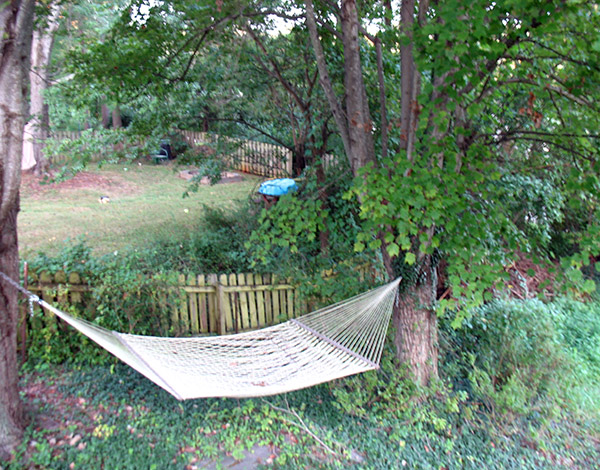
[
  {"left": 24, "top": 270, "right": 305, "bottom": 337},
  {"left": 51, "top": 130, "right": 340, "bottom": 178},
  {"left": 179, "top": 130, "right": 293, "bottom": 177}
]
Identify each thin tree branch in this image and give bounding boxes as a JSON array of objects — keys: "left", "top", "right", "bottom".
[
  {"left": 213, "top": 117, "right": 292, "bottom": 150},
  {"left": 487, "top": 135, "right": 593, "bottom": 161},
  {"left": 497, "top": 78, "right": 593, "bottom": 107},
  {"left": 244, "top": 25, "right": 307, "bottom": 111}
]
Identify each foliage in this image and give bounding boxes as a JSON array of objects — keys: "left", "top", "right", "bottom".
[
  {"left": 44, "top": 128, "right": 151, "bottom": 174},
  {"left": 441, "top": 297, "right": 600, "bottom": 424},
  {"left": 7, "top": 324, "right": 599, "bottom": 470},
  {"left": 127, "top": 203, "right": 263, "bottom": 274},
  {"left": 247, "top": 167, "right": 385, "bottom": 304},
  {"left": 24, "top": 240, "right": 183, "bottom": 365}
]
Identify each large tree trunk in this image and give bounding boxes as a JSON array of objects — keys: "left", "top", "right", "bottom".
[
  {"left": 0, "top": 206, "right": 22, "bottom": 460},
  {"left": 391, "top": 261, "right": 439, "bottom": 386},
  {"left": 29, "top": 1, "right": 60, "bottom": 176},
  {"left": 340, "top": 0, "right": 375, "bottom": 173},
  {"left": 0, "top": 0, "right": 35, "bottom": 460},
  {"left": 305, "top": 0, "right": 440, "bottom": 386}
]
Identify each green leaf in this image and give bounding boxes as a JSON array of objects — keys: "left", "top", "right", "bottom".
[
  {"left": 583, "top": 279, "right": 596, "bottom": 293},
  {"left": 405, "top": 252, "right": 416, "bottom": 265},
  {"left": 387, "top": 242, "right": 400, "bottom": 258}
]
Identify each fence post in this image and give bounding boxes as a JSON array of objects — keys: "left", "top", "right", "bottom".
[{"left": 210, "top": 274, "right": 227, "bottom": 335}]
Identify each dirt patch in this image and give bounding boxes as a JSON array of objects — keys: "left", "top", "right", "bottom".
[
  {"left": 178, "top": 170, "right": 243, "bottom": 184},
  {"left": 21, "top": 171, "right": 131, "bottom": 199}
]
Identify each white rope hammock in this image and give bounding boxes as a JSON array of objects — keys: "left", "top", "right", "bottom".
[{"left": 1, "top": 271, "right": 400, "bottom": 400}]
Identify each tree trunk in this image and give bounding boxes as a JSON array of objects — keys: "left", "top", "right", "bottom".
[
  {"left": 112, "top": 106, "right": 122, "bottom": 128},
  {"left": 0, "top": 206, "right": 23, "bottom": 461},
  {"left": 29, "top": 1, "right": 60, "bottom": 176},
  {"left": 399, "top": 0, "right": 418, "bottom": 159},
  {"left": 101, "top": 102, "right": 111, "bottom": 128},
  {"left": 340, "top": 0, "right": 375, "bottom": 173},
  {"left": 392, "top": 261, "right": 439, "bottom": 386},
  {"left": 314, "top": 148, "right": 329, "bottom": 256},
  {"left": 293, "top": 141, "right": 307, "bottom": 176},
  {"left": 0, "top": 0, "right": 35, "bottom": 459},
  {"left": 305, "top": 0, "right": 375, "bottom": 174},
  {"left": 305, "top": 0, "right": 439, "bottom": 386}
]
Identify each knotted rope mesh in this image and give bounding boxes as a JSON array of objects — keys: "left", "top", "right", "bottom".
[{"left": 1, "top": 271, "right": 400, "bottom": 400}]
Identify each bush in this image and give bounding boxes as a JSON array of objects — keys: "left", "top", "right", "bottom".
[
  {"left": 132, "top": 204, "right": 262, "bottom": 274},
  {"left": 441, "top": 297, "right": 600, "bottom": 422},
  {"left": 22, "top": 203, "right": 266, "bottom": 365}
]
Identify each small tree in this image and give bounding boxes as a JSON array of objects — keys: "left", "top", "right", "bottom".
[
  {"left": 28, "top": 0, "right": 60, "bottom": 175},
  {"left": 304, "top": 0, "right": 600, "bottom": 385}
]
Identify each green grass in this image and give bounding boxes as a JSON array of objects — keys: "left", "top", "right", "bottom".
[{"left": 19, "top": 163, "right": 263, "bottom": 257}]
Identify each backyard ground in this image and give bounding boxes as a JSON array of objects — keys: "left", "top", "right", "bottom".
[
  {"left": 18, "top": 163, "right": 263, "bottom": 257},
  {"left": 10, "top": 161, "right": 600, "bottom": 470}
]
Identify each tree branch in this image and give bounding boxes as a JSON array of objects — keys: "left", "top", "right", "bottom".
[
  {"left": 304, "top": 0, "right": 351, "bottom": 161},
  {"left": 497, "top": 78, "right": 593, "bottom": 107},
  {"left": 211, "top": 116, "right": 292, "bottom": 150},
  {"left": 244, "top": 25, "right": 307, "bottom": 111}
]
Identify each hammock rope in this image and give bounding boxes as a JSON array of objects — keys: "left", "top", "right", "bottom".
[{"left": 0, "top": 270, "right": 400, "bottom": 400}]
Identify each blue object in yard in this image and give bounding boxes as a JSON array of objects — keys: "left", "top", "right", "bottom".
[{"left": 258, "top": 178, "right": 298, "bottom": 196}]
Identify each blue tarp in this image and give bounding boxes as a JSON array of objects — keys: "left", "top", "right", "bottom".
[{"left": 258, "top": 178, "right": 298, "bottom": 196}]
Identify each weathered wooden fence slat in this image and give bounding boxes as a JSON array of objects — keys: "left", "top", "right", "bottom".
[
  {"left": 23, "top": 270, "right": 299, "bottom": 337},
  {"left": 188, "top": 274, "right": 200, "bottom": 334}
]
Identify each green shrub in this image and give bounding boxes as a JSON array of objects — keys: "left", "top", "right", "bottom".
[
  {"left": 441, "top": 297, "right": 600, "bottom": 422},
  {"left": 132, "top": 204, "right": 262, "bottom": 274}
]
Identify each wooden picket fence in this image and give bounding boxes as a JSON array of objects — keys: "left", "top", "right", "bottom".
[
  {"left": 179, "top": 131, "right": 294, "bottom": 177},
  {"left": 174, "top": 273, "right": 303, "bottom": 335},
  {"left": 51, "top": 130, "right": 295, "bottom": 177},
  {"left": 24, "top": 270, "right": 305, "bottom": 337},
  {"left": 50, "top": 130, "right": 340, "bottom": 177}
]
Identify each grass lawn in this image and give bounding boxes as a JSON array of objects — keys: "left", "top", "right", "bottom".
[{"left": 18, "top": 162, "right": 263, "bottom": 258}]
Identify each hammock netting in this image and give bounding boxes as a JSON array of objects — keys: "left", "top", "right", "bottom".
[{"left": 1, "top": 272, "right": 400, "bottom": 400}]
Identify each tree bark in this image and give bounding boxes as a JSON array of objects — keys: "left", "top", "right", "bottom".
[
  {"left": 112, "top": 106, "right": 122, "bottom": 128},
  {"left": 0, "top": 205, "right": 22, "bottom": 461},
  {"left": 304, "top": 0, "right": 352, "bottom": 163},
  {"left": 305, "top": 0, "right": 440, "bottom": 386},
  {"left": 101, "top": 102, "right": 111, "bottom": 128},
  {"left": 0, "top": 0, "right": 35, "bottom": 460},
  {"left": 340, "top": 0, "right": 375, "bottom": 173},
  {"left": 399, "top": 0, "right": 418, "bottom": 159},
  {"left": 391, "top": 260, "right": 439, "bottom": 386},
  {"left": 29, "top": 1, "right": 60, "bottom": 176},
  {"left": 375, "top": 38, "right": 388, "bottom": 161},
  {"left": 305, "top": 0, "right": 376, "bottom": 174}
]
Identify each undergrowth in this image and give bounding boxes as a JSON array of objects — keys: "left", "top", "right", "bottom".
[
  {"left": 12, "top": 190, "right": 600, "bottom": 468},
  {"left": 5, "top": 294, "right": 599, "bottom": 469}
]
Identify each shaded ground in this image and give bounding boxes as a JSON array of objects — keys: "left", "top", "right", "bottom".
[{"left": 16, "top": 367, "right": 330, "bottom": 470}]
